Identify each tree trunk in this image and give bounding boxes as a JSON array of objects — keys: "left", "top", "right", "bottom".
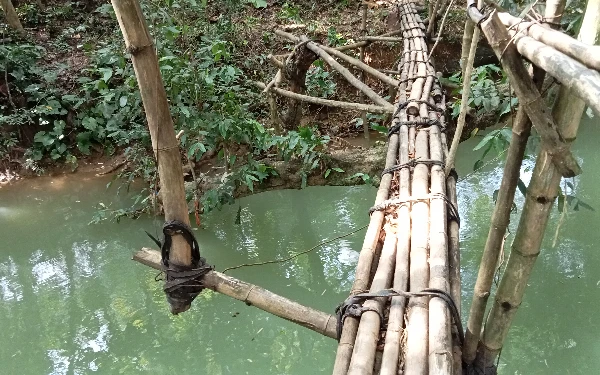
[{"left": 0, "top": 0, "right": 24, "bottom": 34}]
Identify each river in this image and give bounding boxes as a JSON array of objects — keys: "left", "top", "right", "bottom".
[{"left": 0, "top": 116, "right": 598, "bottom": 374}]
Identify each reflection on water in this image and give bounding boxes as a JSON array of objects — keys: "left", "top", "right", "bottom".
[
  {"left": 0, "top": 116, "right": 599, "bottom": 374},
  {"left": 0, "top": 175, "right": 373, "bottom": 374}
]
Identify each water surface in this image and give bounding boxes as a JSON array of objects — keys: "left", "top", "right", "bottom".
[{"left": 1, "top": 116, "right": 599, "bottom": 374}]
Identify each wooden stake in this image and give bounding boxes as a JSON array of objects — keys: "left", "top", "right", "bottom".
[{"left": 111, "top": 0, "right": 193, "bottom": 314}]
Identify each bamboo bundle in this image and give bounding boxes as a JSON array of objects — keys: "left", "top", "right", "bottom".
[{"left": 498, "top": 12, "right": 600, "bottom": 71}]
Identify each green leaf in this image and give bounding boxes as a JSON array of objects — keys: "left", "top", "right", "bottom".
[
  {"left": 119, "top": 96, "right": 128, "bottom": 107},
  {"left": 98, "top": 67, "right": 113, "bottom": 82},
  {"left": 325, "top": 169, "right": 331, "bottom": 178},
  {"left": 333, "top": 167, "right": 344, "bottom": 173},
  {"left": 473, "top": 159, "right": 484, "bottom": 171}
]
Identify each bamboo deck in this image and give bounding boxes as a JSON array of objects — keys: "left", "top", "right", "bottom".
[{"left": 332, "top": 2, "right": 461, "bottom": 374}]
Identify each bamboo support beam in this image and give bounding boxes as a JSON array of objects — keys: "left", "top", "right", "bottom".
[
  {"left": 133, "top": 248, "right": 338, "bottom": 339},
  {"left": 477, "top": 10, "right": 581, "bottom": 178},
  {"left": 505, "top": 28, "right": 600, "bottom": 116},
  {"left": 463, "top": 1, "right": 565, "bottom": 363},
  {"left": 255, "top": 82, "right": 393, "bottom": 114},
  {"left": 497, "top": 12, "right": 600, "bottom": 71},
  {"left": 112, "top": 0, "right": 193, "bottom": 314}
]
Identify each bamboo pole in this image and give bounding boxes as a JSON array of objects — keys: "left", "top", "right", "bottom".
[
  {"left": 315, "top": 45, "right": 401, "bottom": 93},
  {"left": 505, "top": 28, "right": 600, "bottom": 116},
  {"left": 359, "top": 36, "right": 404, "bottom": 42},
  {"left": 332, "top": 124, "right": 400, "bottom": 375},
  {"left": 428, "top": 107, "right": 452, "bottom": 374},
  {"left": 404, "top": 130, "right": 430, "bottom": 375},
  {"left": 446, "top": 165, "right": 461, "bottom": 375},
  {"left": 472, "top": 0, "right": 598, "bottom": 368},
  {"left": 477, "top": 10, "right": 581, "bottom": 178},
  {"left": 358, "top": 4, "right": 369, "bottom": 142},
  {"left": 255, "top": 82, "right": 393, "bottom": 113},
  {"left": 111, "top": 0, "right": 193, "bottom": 314},
  {"left": 426, "top": 0, "right": 441, "bottom": 38},
  {"left": 133, "top": 248, "right": 338, "bottom": 338},
  {"left": 0, "top": 0, "right": 24, "bottom": 34},
  {"left": 347, "top": 230, "right": 397, "bottom": 375},
  {"left": 497, "top": 12, "right": 600, "bottom": 71},
  {"left": 459, "top": 21, "right": 475, "bottom": 77},
  {"left": 463, "top": 1, "right": 566, "bottom": 363},
  {"left": 303, "top": 41, "right": 391, "bottom": 108},
  {"left": 445, "top": 0, "right": 481, "bottom": 175},
  {"left": 380, "top": 56, "right": 411, "bottom": 375}
]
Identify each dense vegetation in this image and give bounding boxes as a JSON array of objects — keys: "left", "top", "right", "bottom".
[{"left": 0, "top": 0, "right": 592, "bottom": 218}]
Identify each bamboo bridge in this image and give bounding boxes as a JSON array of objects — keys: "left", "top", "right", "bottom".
[{"left": 118, "top": 0, "right": 600, "bottom": 373}]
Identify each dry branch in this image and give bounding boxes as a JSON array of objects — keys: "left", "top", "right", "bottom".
[{"left": 133, "top": 248, "right": 338, "bottom": 339}]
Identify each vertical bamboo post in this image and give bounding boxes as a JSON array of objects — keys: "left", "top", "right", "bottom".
[
  {"left": 0, "top": 0, "right": 24, "bottom": 34},
  {"left": 474, "top": 0, "right": 598, "bottom": 368},
  {"left": 111, "top": 0, "right": 194, "bottom": 314},
  {"left": 359, "top": 4, "right": 370, "bottom": 142},
  {"left": 462, "top": 0, "right": 566, "bottom": 364},
  {"left": 445, "top": 0, "right": 481, "bottom": 175}
]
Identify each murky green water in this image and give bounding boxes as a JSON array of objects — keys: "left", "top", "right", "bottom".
[{"left": 1, "top": 116, "right": 599, "bottom": 374}]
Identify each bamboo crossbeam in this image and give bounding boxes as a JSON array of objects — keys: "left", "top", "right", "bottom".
[
  {"left": 255, "top": 82, "right": 393, "bottom": 113},
  {"left": 498, "top": 12, "right": 600, "bottom": 71},
  {"left": 506, "top": 28, "right": 600, "bottom": 116},
  {"left": 476, "top": 10, "right": 582, "bottom": 178},
  {"left": 133, "top": 248, "right": 338, "bottom": 339},
  {"left": 359, "top": 36, "right": 404, "bottom": 42}
]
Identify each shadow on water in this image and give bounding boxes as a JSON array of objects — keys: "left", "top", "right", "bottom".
[{"left": 0, "top": 115, "right": 599, "bottom": 374}]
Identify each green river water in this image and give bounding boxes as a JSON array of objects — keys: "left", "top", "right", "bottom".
[{"left": 1, "top": 116, "right": 599, "bottom": 374}]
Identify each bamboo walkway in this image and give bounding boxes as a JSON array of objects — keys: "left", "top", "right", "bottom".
[{"left": 331, "top": 2, "right": 461, "bottom": 374}]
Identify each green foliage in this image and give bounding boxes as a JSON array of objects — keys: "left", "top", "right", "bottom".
[
  {"left": 449, "top": 64, "right": 517, "bottom": 120},
  {"left": 472, "top": 128, "right": 512, "bottom": 172},
  {"left": 306, "top": 60, "right": 337, "bottom": 98},
  {"left": 327, "top": 27, "right": 347, "bottom": 47},
  {"left": 245, "top": 0, "right": 267, "bottom": 8},
  {"left": 279, "top": 2, "right": 301, "bottom": 22}
]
